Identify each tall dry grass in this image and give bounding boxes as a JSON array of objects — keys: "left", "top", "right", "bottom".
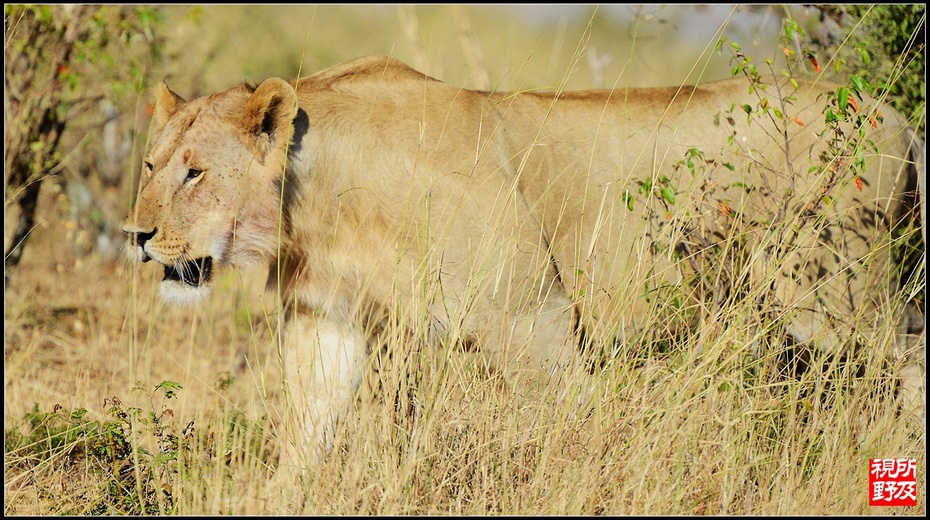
[{"left": 4, "top": 5, "right": 924, "bottom": 515}]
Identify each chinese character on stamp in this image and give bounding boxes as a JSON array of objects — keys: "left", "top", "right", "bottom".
[{"left": 869, "top": 458, "right": 917, "bottom": 507}]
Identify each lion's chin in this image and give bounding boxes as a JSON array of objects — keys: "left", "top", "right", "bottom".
[{"left": 159, "top": 280, "right": 212, "bottom": 306}]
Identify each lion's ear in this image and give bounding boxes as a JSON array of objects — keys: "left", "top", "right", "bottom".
[
  {"left": 242, "top": 78, "right": 299, "bottom": 152},
  {"left": 151, "top": 81, "right": 185, "bottom": 136}
]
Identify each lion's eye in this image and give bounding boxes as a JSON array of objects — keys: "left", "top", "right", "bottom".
[{"left": 186, "top": 169, "right": 204, "bottom": 181}]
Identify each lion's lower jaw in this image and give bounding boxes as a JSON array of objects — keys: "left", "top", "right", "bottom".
[{"left": 159, "top": 280, "right": 212, "bottom": 305}]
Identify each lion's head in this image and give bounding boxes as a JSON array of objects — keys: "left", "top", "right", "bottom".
[{"left": 123, "top": 78, "right": 299, "bottom": 304}]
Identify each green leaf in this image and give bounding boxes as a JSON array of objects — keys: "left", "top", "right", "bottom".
[
  {"left": 837, "top": 87, "right": 849, "bottom": 114},
  {"left": 622, "top": 190, "right": 634, "bottom": 211},
  {"left": 156, "top": 380, "right": 183, "bottom": 399},
  {"left": 660, "top": 187, "right": 676, "bottom": 206},
  {"left": 154, "top": 451, "right": 177, "bottom": 465},
  {"left": 156, "top": 380, "right": 182, "bottom": 391},
  {"left": 857, "top": 47, "right": 870, "bottom": 66},
  {"left": 849, "top": 76, "right": 867, "bottom": 96}
]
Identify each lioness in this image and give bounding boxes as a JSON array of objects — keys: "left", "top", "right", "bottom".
[{"left": 123, "top": 54, "right": 924, "bottom": 464}]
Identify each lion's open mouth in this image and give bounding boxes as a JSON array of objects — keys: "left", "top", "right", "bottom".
[{"left": 163, "top": 257, "right": 213, "bottom": 287}]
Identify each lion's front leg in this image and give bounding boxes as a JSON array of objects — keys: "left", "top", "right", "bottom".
[{"left": 278, "top": 310, "right": 364, "bottom": 472}]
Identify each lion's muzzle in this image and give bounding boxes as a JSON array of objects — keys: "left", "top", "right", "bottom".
[{"left": 123, "top": 224, "right": 214, "bottom": 288}]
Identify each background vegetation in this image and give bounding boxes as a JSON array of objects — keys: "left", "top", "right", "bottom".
[{"left": 4, "top": 4, "right": 925, "bottom": 515}]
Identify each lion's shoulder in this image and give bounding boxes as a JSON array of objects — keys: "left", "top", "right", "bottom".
[{"left": 302, "top": 54, "right": 437, "bottom": 88}]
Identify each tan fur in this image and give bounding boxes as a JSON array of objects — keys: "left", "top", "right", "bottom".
[{"left": 124, "top": 55, "right": 924, "bottom": 465}]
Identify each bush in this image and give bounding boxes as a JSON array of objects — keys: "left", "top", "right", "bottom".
[{"left": 4, "top": 5, "right": 165, "bottom": 269}]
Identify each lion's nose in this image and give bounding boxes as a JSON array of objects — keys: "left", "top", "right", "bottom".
[
  {"left": 123, "top": 226, "right": 157, "bottom": 261},
  {"left": 128, "top": 227, "right": 156, "bottom": 247}
]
